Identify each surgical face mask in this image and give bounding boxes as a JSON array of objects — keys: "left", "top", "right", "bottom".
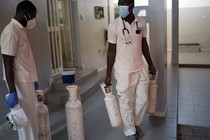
[
  {"left": 118, "top": 5, "right": 130, "bottom": 18},
  {"left": 26, "top": 19, "right": 36, "bottom": 29},
  {"left": 24, "top": 14, "right": 36, "bottom": 29}
]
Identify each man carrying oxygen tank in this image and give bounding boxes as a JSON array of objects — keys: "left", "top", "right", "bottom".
[{"left": 104, "top": 0, "right": 156, "bottom": 139}]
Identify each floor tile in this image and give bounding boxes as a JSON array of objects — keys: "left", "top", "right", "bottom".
[
  {"left": 178, "top": 99, "right": 194, "bottom": 105},
  {"left": 178, "top": 104, "right": 194, "bottom": 111},
  {"left": 178, "top": 116, "right": 197, "bottom": 126},
  {"left": 196, "top": 120, "right": 210, "bottom": 128},
  {"left": 166, "top": 110, "right": 177, "bottom": 119},
  {"left": 142, "top": 125, "right": 176, "bottom": 138},
  {"left": 178, "top": 110, "right": 195, "bottom": 118},
  {"left": 178, "top": 68, "right": 210, "bottom": 128}
]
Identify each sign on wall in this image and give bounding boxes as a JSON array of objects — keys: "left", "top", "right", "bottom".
[{"left": 94, "top": 6, "right": 104, "bottom": 19}]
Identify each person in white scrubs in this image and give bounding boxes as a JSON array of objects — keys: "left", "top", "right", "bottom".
[
  {"left": 104, "top": 0, "right": 156, "bottom": 139},
  {"left": 0, "top": 1, "right": 38, "bottom": 140}
]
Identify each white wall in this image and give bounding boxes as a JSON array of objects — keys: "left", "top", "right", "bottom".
[
  {"left": 109, "top": 0, "right": 115, "bottom": 23},
  {"left": 167, "top": 0, "right": 210, "bottom": 9},
  {"left": 167, "top": 0, "right": 210, "bottom": 49},
  {"left": 179, "top": 7, "right": 210, "bottom": 49},
  {"left": 182, "top": 0, "right": 209, "bottom": 8},
  {"left": 74, "top": 0, "right": 109, "bottom": 70},
  {"left": 0, "top": 0, "right": 52, "bottom": 89},
  {"left": 167, "top": 9, "right": 172, "bottom": 49}
]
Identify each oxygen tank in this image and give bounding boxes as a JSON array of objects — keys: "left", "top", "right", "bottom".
[
  {"left": 5, "top": 94, "right": 28, "bottom": 130},
  {"left": 35, "top": 89, "right": 45, "bottom": 103},
  {"left": 100, "top": 83, "right": 122, "bottom": 127},
  {"left": 36, "top": 92, "right": 52, "bottom": 140},
  {"left": 65, "top": 85, "right": 84, "bottom": 140},
  {"left": 147, "top": 71, "right": 158, "bottom": 114}
]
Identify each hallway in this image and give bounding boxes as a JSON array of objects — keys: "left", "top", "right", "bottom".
[
  {"left": 0, "top": 63, "right": 178, "bottom": 140},
  {"left": 178, "top": 68, "right": 210, "bottom": 127},
  {"left": 178, "top": 68, "right": 210, "bottom": 139},
  {"left": 1, "top": 50, "right": 210, "bottom": 139}
]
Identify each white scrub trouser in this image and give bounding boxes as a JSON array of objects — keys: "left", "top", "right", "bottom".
[
  {"left": 15, "top": 82, "right": 38, "bottom": 140},
  {"left": 115, "top": 68, "right": 149, "bottom": 136}
]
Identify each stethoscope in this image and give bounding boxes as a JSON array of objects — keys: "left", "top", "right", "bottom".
[{"left": 122, "top": 18, "right": 142, "bottom": 35}]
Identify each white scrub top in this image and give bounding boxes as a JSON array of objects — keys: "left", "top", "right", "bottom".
[
  {"left": 108, "top": 16, "right": 147, "bottom": 73},
  {"left": 0, "top": 19, "right": 38, "bottom": 82}
]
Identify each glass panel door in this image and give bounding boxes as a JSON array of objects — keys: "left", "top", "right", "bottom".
[
  {"left": 47, "top": 0, "right": 63, "bottom": 76},
  {"left": 58, "top": 0, "right": 74, "bottom": 69}
]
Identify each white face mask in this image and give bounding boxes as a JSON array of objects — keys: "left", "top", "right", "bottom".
[
  {"left": 118, "top": 3, "right": 132, "bottom": 18},
  {"left": 118, "top": 5, "right": 130, "bottom": 18},
  {"left": 24, "top": 14, "right": 36, "bottom": 29},
  {"left": 26, "top": 18, "right": 36, "bottom": 29}
]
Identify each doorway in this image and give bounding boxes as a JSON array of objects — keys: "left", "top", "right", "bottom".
[{"left": 46, "top": 0, "right": 74, "bottom": 76}]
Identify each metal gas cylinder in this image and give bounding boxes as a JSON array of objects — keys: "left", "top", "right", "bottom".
[
  {"left": 65, "top": 85, "right": 84, "bottom": 140},
  {"left": 36, "top": 93, "right": 52, "bottom": 140},
  {"left": 147, "top": 71, "right": 158, "bottom": 114},
  {"left": 100, "top": 83, "right": 122, "bottom": 127}
]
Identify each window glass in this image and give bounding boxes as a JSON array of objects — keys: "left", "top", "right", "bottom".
[{"left": 135, "top": 0, "right": 149, "bottom": 6}]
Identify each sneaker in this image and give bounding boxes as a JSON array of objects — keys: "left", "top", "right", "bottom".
[
  {"left": 135, "top": 126, "right": 144, "bottom": 137},
  {"left": 127, "top": 134, "right": 138, "bottom": 140}
]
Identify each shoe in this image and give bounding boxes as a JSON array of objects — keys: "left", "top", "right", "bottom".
[
  {"left": 135, "top": 126, "right": 144, "bottom": 137},
  {"left": 127, "top": 134, "right": 138, "bottom": 140}
]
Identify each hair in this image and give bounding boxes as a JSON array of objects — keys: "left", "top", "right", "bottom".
[
  {"left": 118, "top": 0, "right": 134, "bottom": 5},
  {"left": 16, "top": 0, "right": 37, "bottom": 14},
  {"left": 131, "top": 0, "right": 134, "bottom": 4}
]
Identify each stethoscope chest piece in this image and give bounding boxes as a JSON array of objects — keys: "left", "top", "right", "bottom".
[
  {"left": 136, "top": 27, "right": 142, "bottom": 34},
  {"left": 135, "top": 21, "right": 141, "bottom": 34}
]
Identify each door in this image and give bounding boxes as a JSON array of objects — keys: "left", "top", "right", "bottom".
[
  {"left": 47, "top": 0, "right": 63, "bottom": 76},
  {"left": 58, "top": 0, "right": 74, "bottom": 69},
  {"left": 47, "top": 0, "right": 74, "bottom": 76}
]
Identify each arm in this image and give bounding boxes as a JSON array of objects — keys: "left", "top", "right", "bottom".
[
  {"left": 104, "top": 43, "right": 116, "bottom": 86},
  {"left": 1, "top": 29, "right": 19, "bottom": 108},
  {"left": 142, "top": 38, "right": 156, "bottom": 75},
  {"left": 2, "top": 54, "right": 19, "bottom": 108},
  {"left": 2, "top": 54, "right": 17, "bottom": 93}
]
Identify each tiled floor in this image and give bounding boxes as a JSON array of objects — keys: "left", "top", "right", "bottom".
[
  {"left": 52, "top": 93, "right": 177, "bottom": 139},
  {"left": 52, "top": 64, "right": 178, "bottom": 140},
  {"left": 177, "top": 50, "right": 210, "bottom": 128},
  {"left": 3, "top": 50, "right": 210, "bottom": 139},
  {"left": 178, "top": 68, "right": 210, "bottom": 127},
  {"left": 0, "top": 63, "right": 178, "bottom": 140}
]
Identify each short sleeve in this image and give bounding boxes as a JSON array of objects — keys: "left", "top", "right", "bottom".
[
  {"left": 142, "top": 21, "right": 147, "bottom": 38},
  {"left": 108, "top": 23, "right": 117, "bottom": 44},
  {"left": 0, "top": 30, "right": 19, "bottom": 56},
  {"left": 137, "top": 17, "right": 147, "bottom": 38}
]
